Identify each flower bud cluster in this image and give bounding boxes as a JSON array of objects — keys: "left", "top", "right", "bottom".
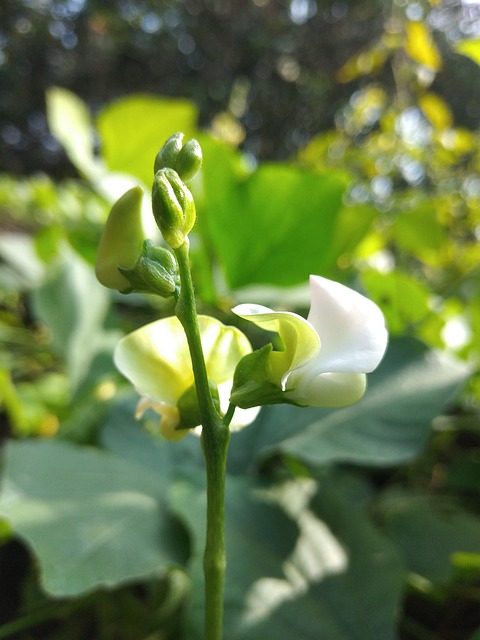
[
  {"left": 151, "top": 133, "right": 202, "bottom": 249},
  {"left": 152, "top": 168, "right": 196, "bottom": 249},
  {"left": 153, "top": 132, "right": 202, "bottom": 182}
]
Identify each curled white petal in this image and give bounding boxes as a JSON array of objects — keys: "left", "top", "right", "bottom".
[
  {"left": 306, "top": 275, "right": 388, "bottom": 374},
  {"left": 234, "top": 275, "right": 388, "bottom": 408}
]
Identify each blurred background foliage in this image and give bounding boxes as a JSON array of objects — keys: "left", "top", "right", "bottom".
[{"left": 1, "top": 1, "right": 480, "bottom": 639}]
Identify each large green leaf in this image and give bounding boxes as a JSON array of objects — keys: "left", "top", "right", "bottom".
[
  {"left": 380, "top": 493, "right": 480, "bottom": 584},
  {"left": 228, "top": 338, "right": 470, "bottom": 470},
  {"left": 0, "top": 437, "right": 184, "bottom": 596},
  {"left": 97, "top": 95, "right": 198, "bottom": 188},
  {"left": 200, "top": 138, "right": 347, "bottom": 288},
  {"left": 171, "top": 475, "right": 404, "bottom": 640}
]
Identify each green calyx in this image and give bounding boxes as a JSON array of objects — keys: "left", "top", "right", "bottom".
[
  {"left": 229, "top": 344, "right": 292, "bottom": 409},
  {"left": 177, "top": 380, "right": 221, "bottom": 430},
  {"left": 152, "top": 168, "right": 196, "bottom": 249},
  {"left": 119, "top": 240, "right": 179, "bottom": 297},
  {"left": 154, "top": 132, "right": 203, "bottom": 182}
]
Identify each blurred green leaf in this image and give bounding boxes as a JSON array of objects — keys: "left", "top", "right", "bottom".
[
  {"left": 454, "top": 38, "right": 480, "bottom": 65},
  {"left": 201, "top": 139, "right": 348, "bottom": 288},
  {"left": 30, "top": 247, "right": 116, "bottom": 391},
  {"left": 380, "top": 494, "right": 480, "bottom": 584},
  {"left": 173, "top": 475, "right": 404, "bottom": 639},
  {"left": 171, "top": 472, "right": 298, "bottom": 639},
  {"left": 229, "top": 338, "right": 470, "bottom": 469},
  {"left": 46, "top": 87, "right": 98, "bottom": 179},
  {"left": 328, "top": 204, "right": 378, "bottom": 269},
  {"left": 97, "top": 95, "right": 198, "bottom": 188},
  {"left": 392, "top": 203, "right": 446, "bottom": 266},
  {"left": 445, "top": 453, "right": 480, "bottom": 493},
  {"left": 361, "top": 270, "right": 432, "bottom": 334},
  {"left": 0, "top": 233, "right": 45, "bottom": 290},
  {"left": 0, "top": 437, "right": 185, "bottom": 597},
  {"left": 452, "top": 552, "right": 480, "bottom": 579}
]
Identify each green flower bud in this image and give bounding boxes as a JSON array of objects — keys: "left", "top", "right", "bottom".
[
  {"left": 153, "top": 132, "right": 202, "bottom": 181},
  {"left": 144, "top": 239, "right": 178, "bottom": 272},
  {"left": 154, "top": 133, "right": 184, "bottom": 175},
  {"left": 119, "top": 241, "right": 179, "bottom": 297},
  {"left": 152, "top": 168, "right": 196, "bottom": 248},
  {"left": 95, "top": 186, "right": 145, "bottom": 292},
  {"left": 175, "top": 139, "right": 203, "bottom": 181}
]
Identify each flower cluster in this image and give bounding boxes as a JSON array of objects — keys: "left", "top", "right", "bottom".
[
  {"left": 112, "top": 274, "right": 387, "bottom": 440},
  {"left": 96, "top": 133, "right": 388, "bottom": 440}
]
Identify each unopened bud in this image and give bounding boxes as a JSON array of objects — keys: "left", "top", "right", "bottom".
[
  {"left": 154, "top": 133, "right": 184, "bottom": 175},
  {"left": 152, "top": 168, "right": 196, "bottom": 248},
  {"left": 175, "top": 139, "right": 203, "bottom": 181},
  {"left": 118, "top": 240, "right": 179, "bottom": 297},
  {"left": 95, "top": 186, "right": 145, "bottom": 292},
  {"left": 154, "top": 132, "right": 202, "bottom": 181}
]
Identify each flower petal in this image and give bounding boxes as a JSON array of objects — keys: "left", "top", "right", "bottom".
[
  {"left": 286, "top": 370, "right": 366, "bottom": 407},
  {"left": 114, "top": 316, "right": 192, "bottom": 406},
  {"left": 232, "top": 304, "right": 320, "bottom": 388},
  {"left": 200, "top": 317, "right": 253, "bottom": 384},
  {"left": 306, "top": 275, "right": 388, "bottom": 374},
  {"left": 135, "top": 397, "right": 185, "bottom": 441},
  {"left": 114, "top": 314, "right": 253, "bottom": 410}
]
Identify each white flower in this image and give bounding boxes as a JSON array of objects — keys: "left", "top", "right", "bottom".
[{"left": 232, "top": 275, "right": 388, "bottom": 407}]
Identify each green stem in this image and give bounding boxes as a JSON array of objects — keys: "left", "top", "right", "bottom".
[{"left": 174, "top": 239, "right": 229, "bottom": 640}]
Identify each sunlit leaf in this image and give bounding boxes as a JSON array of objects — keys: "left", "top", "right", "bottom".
[
  {"left": 360, "top": 270, "right": 432, "bottom": 334},
  {"left": 328, "top": 204, "right": 379, "bottom": 270},
  {"left": 419, "top": 93, "right": 453, "bottom": 130},
  {"left": 200, "top": 138, "right": 347, "bottom": 288},
  {"left": 405, "top": 21, "right": 442, "bottom": 72},
  {"left": 391, "top": 203, "right": 446, "bottom": 266},
  {"left": 454, "top": 38, "right": 480, "bottom": 65},
  {"left": 46, "top": 87, "right": 98, "bottom": 179},
  {"left": 97, "top": 95, "right": 198, "bottom": 188},
  {"left": 336, "top": 44, "right": 389, "bottom": 83}
]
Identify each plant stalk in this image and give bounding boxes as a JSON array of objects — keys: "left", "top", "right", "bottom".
[{"left": 174, "top": 239, "right": 229, "bottom": 640}]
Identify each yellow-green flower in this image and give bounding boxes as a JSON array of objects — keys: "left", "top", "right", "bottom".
[
  {"left": 232, "top": 275, "right": 388, "bottom": 408},
  {"left": 114, "top": 315, "right": 257, "bottom": 440}
]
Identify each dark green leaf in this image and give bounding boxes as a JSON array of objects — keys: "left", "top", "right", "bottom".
[
  {"left": 380, "top": 494, "right": 480, "bottom": 584},
  {"left": 229, "top": 338, "right": 470, "bottom": 470}
]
